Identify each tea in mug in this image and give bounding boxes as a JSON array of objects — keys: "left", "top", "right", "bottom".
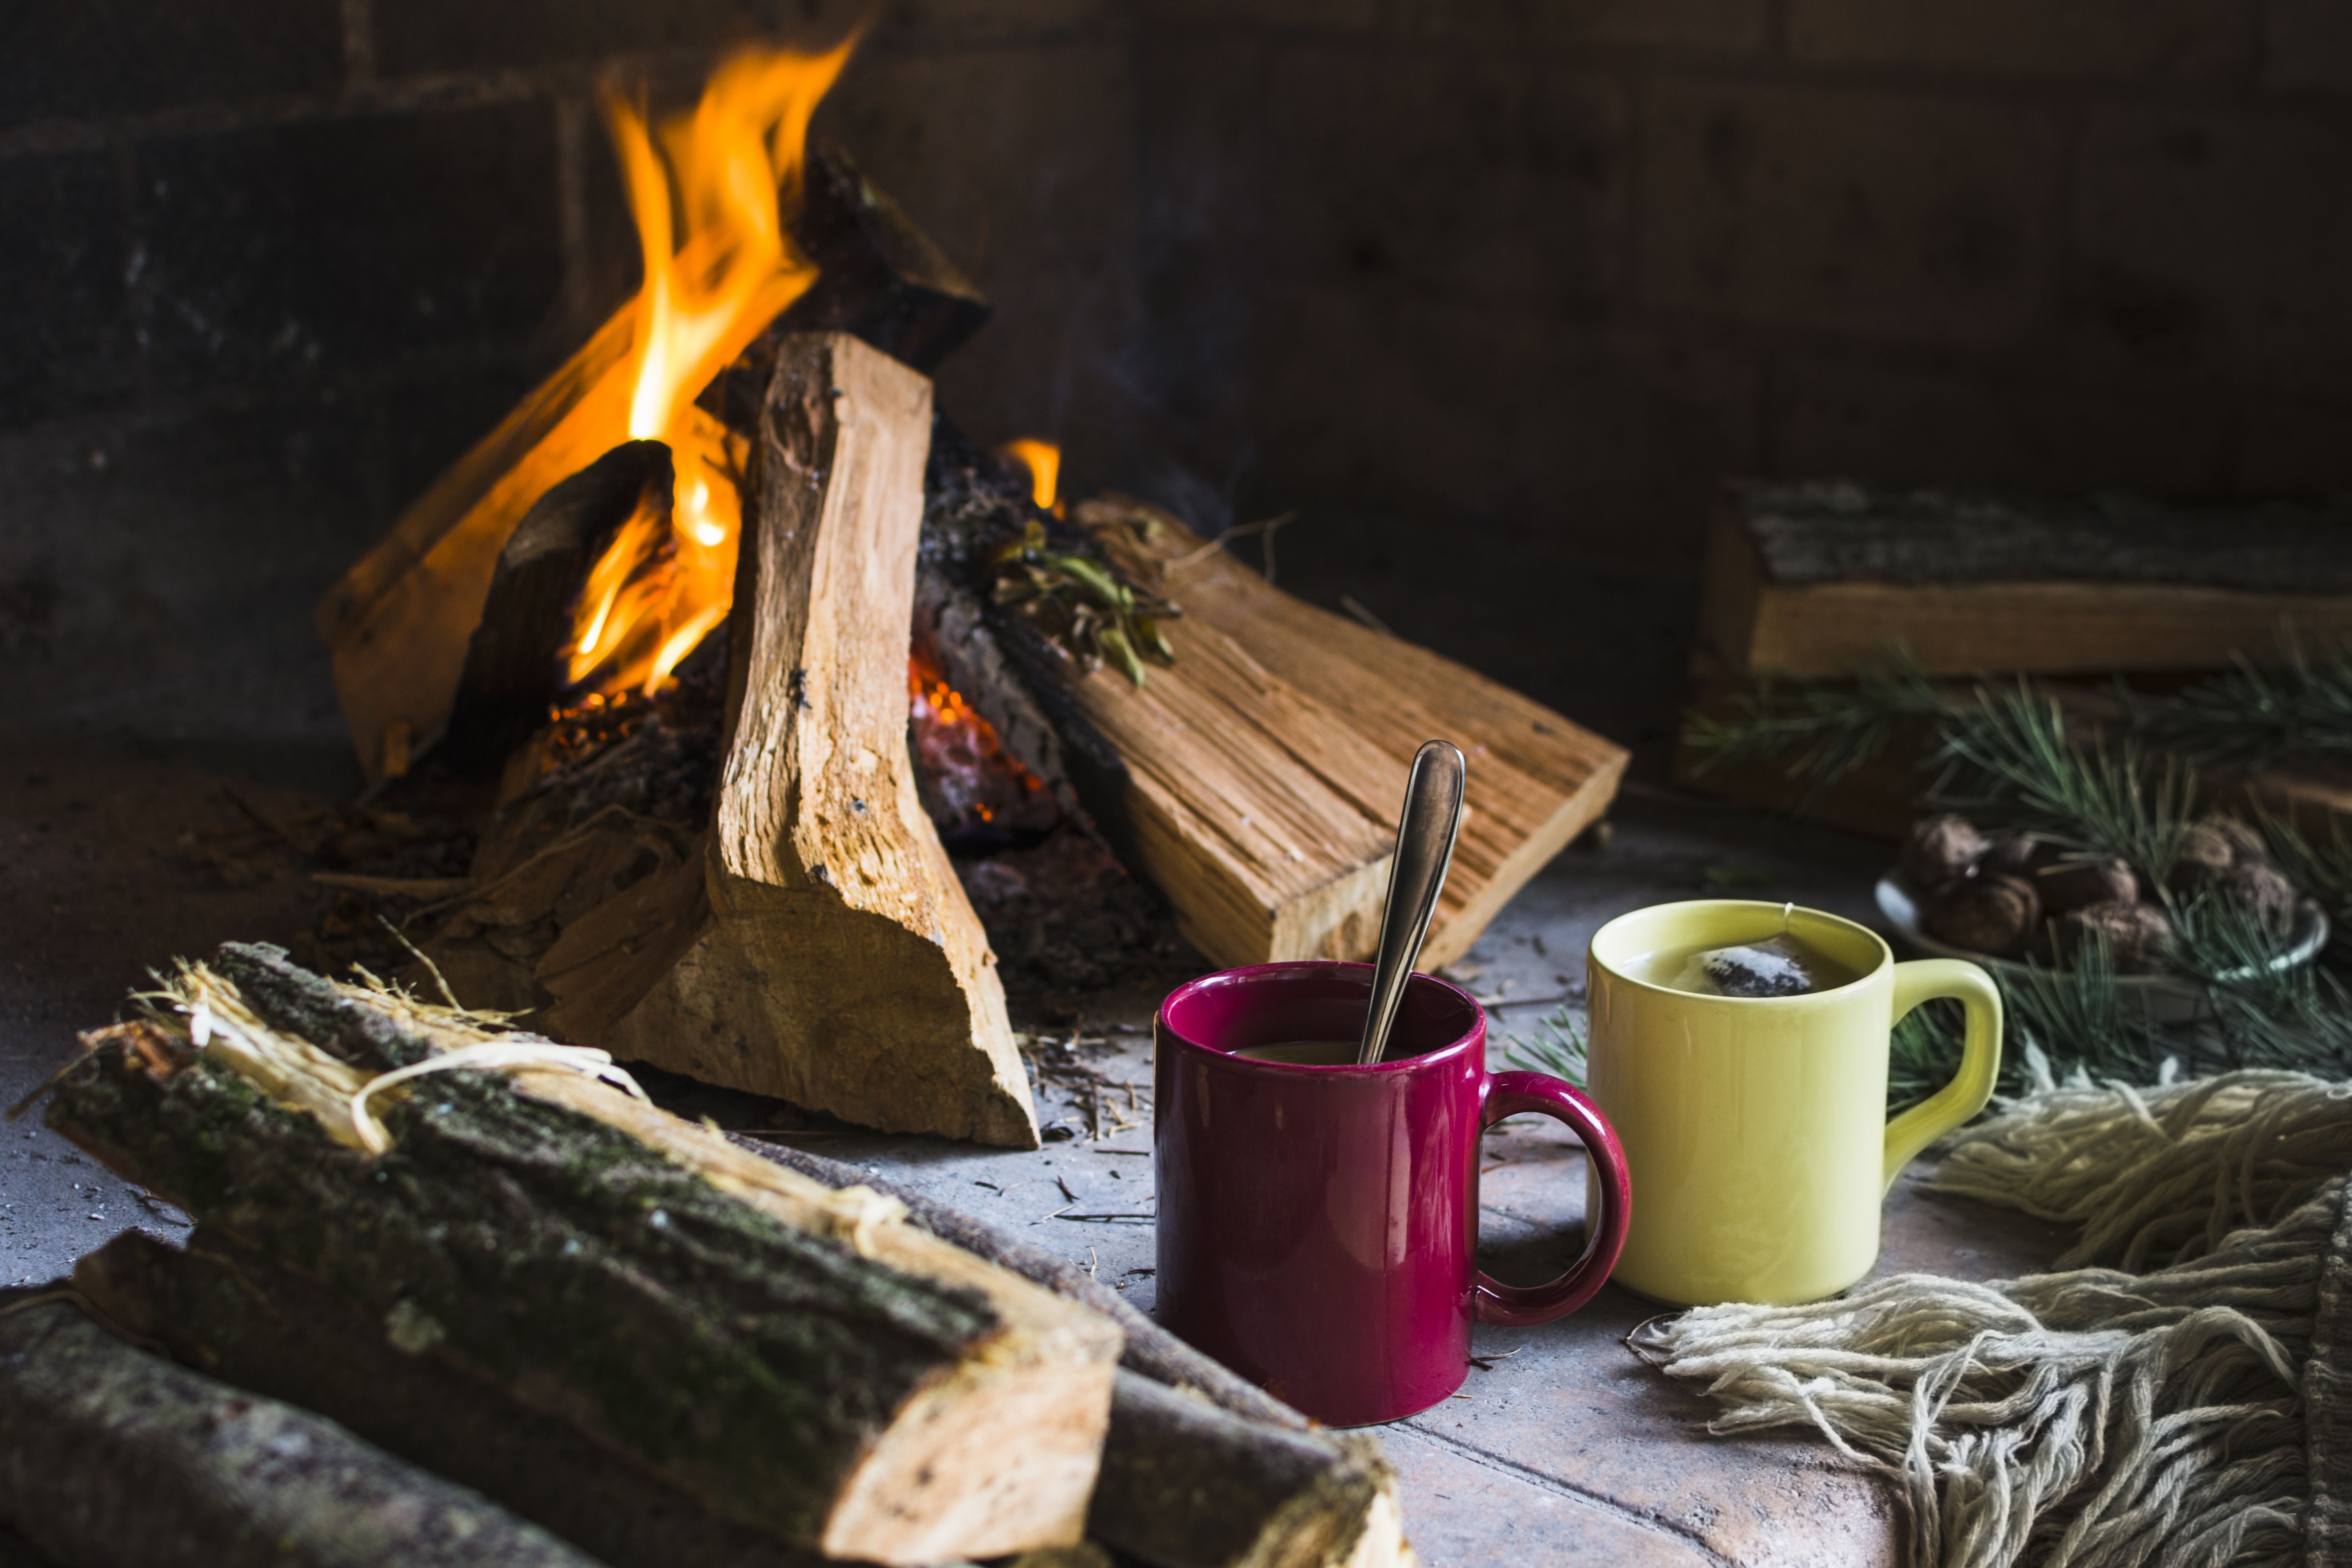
[
  {"left": 1230, "top": 1040, "right": 1360, "bottom": 1065},
  {"left": 1643, "top": 933, "right": 1863, "bottom": 998}
]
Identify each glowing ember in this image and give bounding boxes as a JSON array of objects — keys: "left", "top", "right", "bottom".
[
  {"left": 562, "top": 40, "right": 854, "bottom": 697},
  {"left": 1000, "top": 438, "right": 1063, "bottom": 517},
  {"left": 909, "top": 652, "right": 1055, "bottom": 844}
]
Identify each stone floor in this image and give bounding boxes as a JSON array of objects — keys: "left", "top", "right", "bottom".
[{"left": 0, "top": 731, "right": 2074, "bottom": 1568}]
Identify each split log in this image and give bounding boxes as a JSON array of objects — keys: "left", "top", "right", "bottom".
[
  {"left": 1095, "top": 1373, "right": 1410, "bottom": 1568},
  {"left": 1698, "top": 481, "right": 2352, "bottom": 678},
  {"left": 568, "top": 333, "right": 1036, "bottom": 1147},
  {"left": 81, "top": 1233, "right": 1412, "bottom": 1568},
  {"left": 44, "top": 943, "right": 1117, "bottom": 1564},
  {"left": 0, "top": 1294, "right": 599, "bottom": 1568},
  {"left": 77, "top": 1232, "right": 827, "bottom": 1568},
  {"left": 742, "top": 1135, "right": 1311, "bottom": 1432},
  {"left": 1063, "top": 498, "right": 1626, "bottom": 969},
  {"left": 738, "top": 1139, "right": 1415, "bottom": 1568},
  {"left": 318, "top": 149, "right": 988, "bottom": 784}
]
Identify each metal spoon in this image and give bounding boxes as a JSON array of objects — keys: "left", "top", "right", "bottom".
[{"left": 1356, "top": 740, "right": 1468, "bottom": 1065}]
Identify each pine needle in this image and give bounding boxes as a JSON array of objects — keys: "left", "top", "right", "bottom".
[
  {"left": 2132, "top": 644, "right": 2352, "bottom": 768},
  {"left": 1503, "top": 1008, "right": 1589, "bottom": 1087}
]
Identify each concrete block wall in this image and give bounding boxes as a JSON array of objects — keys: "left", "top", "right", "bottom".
[
  {"left": 3, "top": 0, "right": 2347, "bottom": 756},
  {"left": 0, "top": 0, "right": 1138, "bottom": 749}
]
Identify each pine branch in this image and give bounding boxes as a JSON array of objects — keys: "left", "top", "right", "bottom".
[
  {"left": 1682, "top": 654, "right": 1951, "bottom": 803},
  {"left": 1503, "top": 1009, "right": 1588, "bottom": 1088},
  {"left": 1924, "top": 686, "right": 2198, "bottom": 889},
  {"left": 2131, "top": 645, "right": 2352, "bottom": 769}
]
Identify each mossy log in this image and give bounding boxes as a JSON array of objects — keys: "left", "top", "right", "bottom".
[
  {"left": 0, "top": 1294, "right": 599, "bottom": 1568},
  {"left": 76, "top": 1231, "right": 824, "bottom": 1568},
  {"left": 736, "top": 1141, "right": 1414, "bottom": 1568},
  {"left": 740, "top": 1135, "right": 1310, "bottom": 1433},
  {"left": 43, "top": 943, "right": 1118, "bottom": 1566}
]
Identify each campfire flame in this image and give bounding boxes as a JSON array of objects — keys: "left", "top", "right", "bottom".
[
  {"left": 1001, "top": 438, "right": 1063, "bottom": 517},
  {"left": 563, "top": 40, "right": 854, "bottom": 696}
]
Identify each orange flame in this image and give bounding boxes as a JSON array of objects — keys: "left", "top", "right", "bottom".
[
  {"left": 1002, "top": 438, "right": 1063, "bottom": 517},
  {"left": 564, "top": 39, "right": 854, "bottom": 695}
]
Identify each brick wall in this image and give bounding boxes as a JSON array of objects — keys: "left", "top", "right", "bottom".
[{"left": 4, "top": 0, "right": 2347, "bottom": 757}]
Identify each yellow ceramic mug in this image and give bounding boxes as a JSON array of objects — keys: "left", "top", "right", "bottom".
[{"left": 1585, "top": 900, "right": 2001, "bottom": 1306}]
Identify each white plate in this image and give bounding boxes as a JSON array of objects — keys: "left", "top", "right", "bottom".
[{"left": 1874, "top": 872, "right": 2331, "bottom": 1025}]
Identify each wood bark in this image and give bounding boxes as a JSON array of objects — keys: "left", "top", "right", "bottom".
[
  {"left": 740, "top": 1135, "right": 1311, "bottom": 1433},
  {"left": 44, "top": 942, "right": 1115, "bottom": 1565},
  {"left": 1701, "top": 485, "right": 2352, "bottom": 679},
  {"left": 77, "top": 1233, "right": 828, "bottom": 1568},
  {"left": 0, "top": 1295, "right": 600, "bottom": 1568},
  {"left": 1070, "top": 498, "right": 1628, "bottom": 970},
  {"left": 573, "top": 333, "right": 1037, "bottom": 1147},
  {"left": 737, "top": 1139, "right": 1413, "bottom": 1568},
  {"left": 80, "top": 1232, "right": 1412, "bottom": 1568},
  {"left": 1094, "top": 1373, "right": 1409, "bottom": 1568}
]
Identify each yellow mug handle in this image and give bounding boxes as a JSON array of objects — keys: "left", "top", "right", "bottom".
[{"left": 1880, "top": 959, "right": 2003, "bottom": 1192}]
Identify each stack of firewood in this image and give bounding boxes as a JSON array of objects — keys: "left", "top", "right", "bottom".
[{"left": 3, "top": 944, "right": 1413, "bottom": 1568}]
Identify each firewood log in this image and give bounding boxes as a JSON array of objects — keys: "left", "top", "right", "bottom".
[
  {"left": 81, "top": 1233, "right": 1413, "bottom": 1568},
  {"left": 1070, "top": 497, "right": 1626, "bottom": 969},
  {"left": 0, "top": 1294, "right": 600, "bottom": 1568},
  {"left": 76, "top": 1232, "right": 826, "bottom": 1568},
  {"left": 441, "top": 439, "right": 673, "bottom": 777},
  {"left": 1095, "top": 1373, "right": 1411, "bottom": 1568},
  {"left": 570, "top": 332, "right": 1037, "bottom": 1147},
  {"left": 42, "top": 943, "right": 1117, "bottom": 1565},
  {"left": 741, "top": 1135, "right": 1310, "bottom": 1433},
  {"left": 737, "top": 1141, "right": 1413, "bottom": 1568},
  {"left": 318, "top": 151, "right": 990, "bottom": 785}
]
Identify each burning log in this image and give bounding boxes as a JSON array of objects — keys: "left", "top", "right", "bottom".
[
  {"left": 441, "top": 439, "right": 673, "bottom": 777},
  {"left": 43, "top": 943, "right": 1117, "bottom": 1564},
  {"left": 315, "top": 43, "right": 978, "bottom": 784},
  {"left": 0, "top": 1296, "right": 599, "bottom": 1568},
  {"left": 558, "top": 332, "right": 1037, "bottom": 1146}
]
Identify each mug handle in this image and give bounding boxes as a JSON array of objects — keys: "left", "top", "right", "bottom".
[
  {"left": 1880, "top": 959, "right": 2004, "bottom": 1192},
  {"left": 1471, "top": 1073, "right": 1632, "bottom": 1327}
]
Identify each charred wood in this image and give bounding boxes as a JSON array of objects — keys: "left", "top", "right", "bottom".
[{"left": 442, "top": 439, "right": 673, "bottom": 777}]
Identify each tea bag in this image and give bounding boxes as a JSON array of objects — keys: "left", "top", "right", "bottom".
[
  {"left": 1666, "top": 905, "right": 1837, "bottom": 998},
  {"left": 1666, "top": 937, "right": 1824, "bottom": 997}
]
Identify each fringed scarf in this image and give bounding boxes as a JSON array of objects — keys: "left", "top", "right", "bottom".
[{"left": 1635, "top": 1064, "right": 2352, "bottom": 1568}]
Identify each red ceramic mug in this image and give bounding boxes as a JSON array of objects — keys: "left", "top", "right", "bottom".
[{"left": 1154, "top": 961, "right": 1632, "bottom": 1426}]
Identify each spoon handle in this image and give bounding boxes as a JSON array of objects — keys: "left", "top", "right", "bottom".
[{"left": 1356, "top": 740, "right": 1468, "bottom": 1065}]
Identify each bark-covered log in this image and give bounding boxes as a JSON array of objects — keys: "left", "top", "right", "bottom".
[
  {"left": 0, "top": 1294, "right": 600, "bottom": 1568},
  {"left": 44, "top": 944, "right": 1119, "bottom": 1566},
  {"left": 1094, "top": 1373, "right": 1407, "bottom": 1568},
  {"left": 441, "top": 440, "right": 673, "bottom": 776},
  {"left": 732, "top": 1141, "right": 1415, "bottom": 1568},
  {"left": 738, "top": 1134, "right": 1310, "bottom": 1433},
  {"left": 76, "top": 1231, "right": 825, "bottom": 1568},
  {"left": 1700, "top": 482, "right": 2352, "bottom": 678}
]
